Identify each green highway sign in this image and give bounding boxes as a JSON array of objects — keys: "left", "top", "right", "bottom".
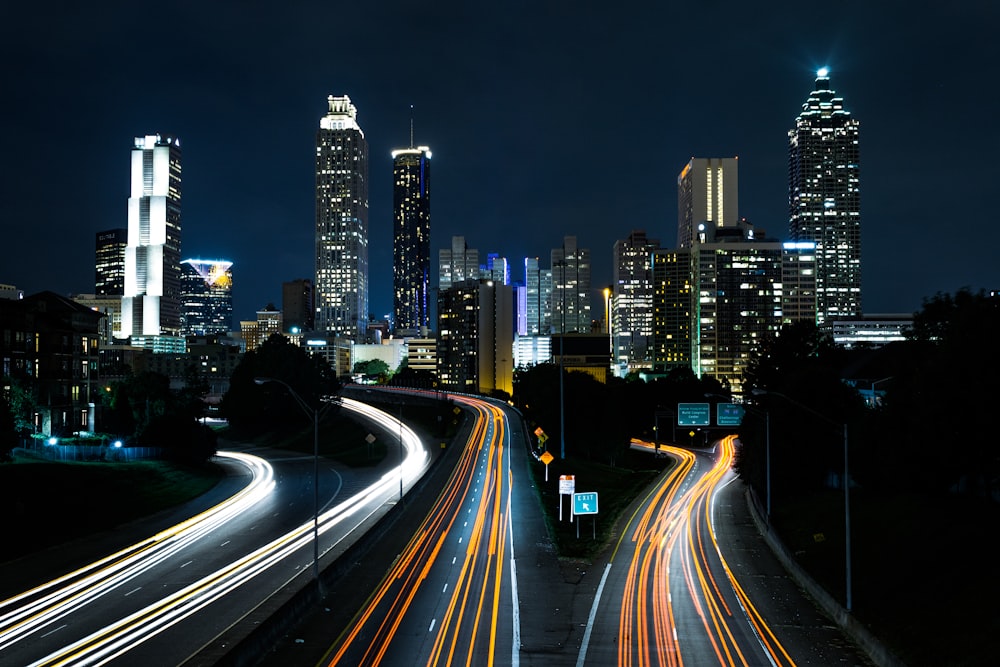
[
  {"left": 677, "top": 402, "right": 710, "bottom": 426},
  {"left": 717, "top": 403, "right": 745, "bottom": 426}
]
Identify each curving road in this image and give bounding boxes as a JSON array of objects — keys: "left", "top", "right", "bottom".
[
  {"left": 320, "top": 392, "right": 519, "bottom": 667},
  {"left": 0, "top": 397, "right": 429, "bottom": 667}
]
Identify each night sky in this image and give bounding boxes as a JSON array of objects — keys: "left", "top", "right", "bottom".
[{"left": 2, "top": 2, "right": 997, "bottom": 324}]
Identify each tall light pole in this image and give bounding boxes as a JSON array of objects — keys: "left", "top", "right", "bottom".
[
  {"left": 255, "top": 377, "right": 322, "bottom": 597},
  {"left": 555, "top": 258, "right": 567, "bottom": 459},
  {"left": 753, "top": 389, "right": 851, "bottom": 612}
]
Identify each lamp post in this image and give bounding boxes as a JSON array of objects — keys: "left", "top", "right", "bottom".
[
  {"left": 753, "top": 389, "right": 851, "bottom": 612},
  {"left": 255, "top": 377, "right": 322, "bottom": 596},
  {"left": 558, "top": 260, "right": 567, "bottom": 461}
]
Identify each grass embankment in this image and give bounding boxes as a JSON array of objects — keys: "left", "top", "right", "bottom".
[
  {"left": 0, "top": 458, "right": 223, "bottom": 564},
  {"left": 527, "top": 449, "right": 670, "bottom": 560}
]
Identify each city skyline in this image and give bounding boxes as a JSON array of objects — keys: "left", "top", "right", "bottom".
[{"left": 2, "top": 3, "right": 997, "bottom": 324}]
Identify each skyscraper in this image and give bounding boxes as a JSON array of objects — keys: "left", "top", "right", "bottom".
[
  {"left": 612, "top": 230, "right": 660, "bottom": 375},
  {"left": 392, "top": 144, "right": 431, "bottom": 332},
  {"left": 316, "top": 95, "right": 369, "bottom": 339},
  {"left": 685, "top": 221, "right": 816, "bottom": 394},
  {"left": 95, "top": 228, "right": 127, "bottom": 296},
  {"left": 677, "top": 157, "right": 739, "bottom": 249},
  {"left": 282, "top": 278, "right": 314, "bottom": 332},
  {"left": 788, "top": 68, "right": 862, "bottom": 325},
  {"left": 179, "top": 259, "right": 233, "bottom": 336},
  {"left": 523, "top": 257, "right": 552, "bottom": 335},
  {"left": 121, "top": 134, "right": 183, "bottom": 346},
  {"left": 551, "top": 236, "right": 591, "bottom": 334},
  {"left": 650, "top": 249, "right": 692, "bottom": 373},
  {"left": 439, "top": 236, "right": 480, "bottom": 290}
]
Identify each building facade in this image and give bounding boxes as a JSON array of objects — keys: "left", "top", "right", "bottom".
[
  {"left": 282, "top": 278, "right": 314, "bottom": 333},
  {"left": 392, "top": 145, "right": 431, "bottom": 332},
  {"left": 551, "top": 236, "right": 591, "bottom": 334},
  {"left": 95, "top": 228, "right": 127, "bottom": 296},
  {"left": 612, "top": 230, "right": 660, "bottom": 376},
  {"left": 439, "top": 235, "right": 480, "bottom": 290},
  {"left": 650, "top": 249, "right": 693, "bottom": 373},
  {"left": 437, "top": 279, "right": 514, "bottom": 395},
  {"left": 316, "top": 95, "right": 369, "bottom": 339},
  {"left": 121, "top": 134, "right": 183, "bottom": 346},
  {"left": 179, "top": 259, "right": 233, "bottom": 336},
  {"left": 0, "top": 292, "right": 103, "bottom": 437},
  {"left": 691, "top": 224, "right": 817, "bottom": 394},
  {"left": 523, "top": 257, "right": 552, "bottom": 336},
  {"left": 677, "top": 157, "right": 739, "bottom": 249},
  {"left": 788, "top": 69, "right": 862, "bottom": 325}
]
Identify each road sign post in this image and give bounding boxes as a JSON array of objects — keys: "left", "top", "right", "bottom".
[
  {"left": 559, "top": 475, "right": 575, "bottom": 521},
  {"left": 573, "top": 492, "right": 599, "bottom": 539},
  {"left": 677, "top": 402, "right": 711, "bottom": 427},
  {"left": 717, "top": 402, "right": 745, "bottom": 426},
  {"left": 540, "top": 449, "right": 554, "bottom": 480}
]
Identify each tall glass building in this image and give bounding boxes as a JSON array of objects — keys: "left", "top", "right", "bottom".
[
  {"left": 95, "top": 228, "right": 127, "bottom": 296},
  {"left": 551, "top": 236, "right": 591, "bottom": 334},
  {"left": 180, "top": 259, "right": 233, "bottom": 336},
  {"left": 391, "top": 145, "right": 431, "bottom": 332},
  {"left": 612, "top": 230, "right": 660, "bottom": 375},
  {"left": 788, "top": 68, "right": 861, "bottom": 325},
  {"left": 122, "top": 134, "right": 183, "bottom": 343},
  {"left": 677, "top": 157, "right": 739, "bottom": 249},
  {"left": 316, "top": 95, "right": 369, "bottom": 339}
]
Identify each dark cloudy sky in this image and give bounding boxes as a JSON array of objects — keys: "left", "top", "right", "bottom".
[{"left": 2, "top": 2, "right": 997, "bottom": 323}]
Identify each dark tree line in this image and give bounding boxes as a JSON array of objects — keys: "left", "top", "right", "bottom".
[
  {"left": 737, "top": 288, "right": 1000, "bottom": 507},
  {"left": 513, "top": 364, "right": 725, "bottom": 466},
  {"left": 222, "top": 334, "right": 339, "bottom": 436},
  {"left": 101, "top": 367, "right": 217, "bottom": 463}
]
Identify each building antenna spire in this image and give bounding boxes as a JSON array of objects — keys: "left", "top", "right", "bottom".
[{"left": 409, "top": 104, "right": 414, "bottom": 148}]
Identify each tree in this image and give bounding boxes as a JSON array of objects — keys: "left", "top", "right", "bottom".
[
  {"left": 222, "top": 334, "right": 339, "bottom": 434},
  {"left": 353, "top": 359, "right": 390, "bottom": 383},
  {"left": 0, "top": 389, "right": 18, "bottom": 461}
]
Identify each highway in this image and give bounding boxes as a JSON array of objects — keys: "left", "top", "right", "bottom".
[
  {"left": 320, "top": 393, "right": 519, "bottom": 667},
  {"left": 578, "top": 436, "right": 797, "bottom": 666},
  {"left": 0, "top": 397, "right": 429, "bottom": 667}
]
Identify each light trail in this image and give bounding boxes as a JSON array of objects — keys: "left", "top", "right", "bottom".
[
  {"left": 0, "top": 451, "right": 275, "bottom": 651},
  {"left": 2, "top": 398, "right": 428, "bottom": 667},
  {"left": 323, "top": 393, "right": 517, "bottom": 667},
  {"left": 615, "top": 436, "right": 797, "bottom": 666}
]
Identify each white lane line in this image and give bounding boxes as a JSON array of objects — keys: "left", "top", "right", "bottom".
[
  {"left": 40, "top": 624, "right": 67, "bottom": 638},
  {"left": 180, "top": 560, "right": 193, "bottom": 568},
  {"left": 429, "top": 618, "right": 437, "bottom": 632},
  {"left": 124, "top": 588, "right": 142, "bottom": 597},
  {"left": 575, "top": 563, "right": 612, "bottom": 667}
]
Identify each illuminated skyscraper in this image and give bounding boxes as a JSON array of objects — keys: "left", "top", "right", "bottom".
[
  {"left": 392, "top": 144, "right": 431, "bottom": 332},
  {"left": 121, "top": 134, "right": 183, "bottom": 347},
  {"left": 180, "top": 259, "right": 233, "bottom": 336},
  {"left": 316, "top": 95, "right": 368, "bottom": 339},
  {"left": 551, "top": 236, "right": 591, "bottom": 334},
  {"left": 677, "top": 157, "right": 739, "bottom": 249},
  {"left": 439, "top": 236, "right": 480, "bottom": 290},
  {"left": 523, "top": 257, "right": 552, "bottom": 335},
  {"left": 95, "top": 228, "right": 127, "bottom": 296},
  {"left": 788, "top": 68, "right": 862, "bottom": 325},
  {"left": 612, "top": 230, "right": 660, "bottom": 375}
]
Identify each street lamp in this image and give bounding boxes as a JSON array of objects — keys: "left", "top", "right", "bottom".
[
  {"left": 254, "top": 377, "right": 323, "bottom": 596},
  {"left": 753, "top": 389, "right": 852, "bottom": 612},
  {"left": 554, "top": 258, "right": 567, "bottom": 460}
]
